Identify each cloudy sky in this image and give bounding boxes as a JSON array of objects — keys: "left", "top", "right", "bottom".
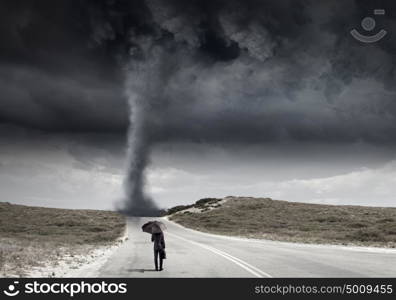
[{"left": 1, "top": 0, "right": 396, "bottom": 210}]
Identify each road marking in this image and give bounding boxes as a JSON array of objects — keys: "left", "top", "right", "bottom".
[
  {"left": 206, "top": 246, "right": 272, "bottom": 278},
  {"left": 167, "top": 232, "right": 272, "bottom": 278}
]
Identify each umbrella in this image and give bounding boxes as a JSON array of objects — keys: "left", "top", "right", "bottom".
[{"left": 142, "top": 221, "right": 166, "bottom": 234}]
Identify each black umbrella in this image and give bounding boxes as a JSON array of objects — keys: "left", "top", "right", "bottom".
[{"left": 142, "top": 221, "right": 166, "bottom": 234}]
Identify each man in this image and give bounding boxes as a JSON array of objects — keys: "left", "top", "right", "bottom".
[{"left": 151, "top": 230, "right": 166, "bottom": 271}]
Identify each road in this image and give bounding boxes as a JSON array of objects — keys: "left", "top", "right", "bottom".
[{"left": 97, "top": 217, "right": 396, "bottom": 277}]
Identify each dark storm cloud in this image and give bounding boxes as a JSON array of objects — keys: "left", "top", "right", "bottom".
[
  {"left": 0, "top": 0, "right": 128, "bottom": 132},
  {"left": 1, "top": 0, "right": 396, "bottom": 143},
  {"left": 137, "top": 0, "right": 396, "bottom": 145}
]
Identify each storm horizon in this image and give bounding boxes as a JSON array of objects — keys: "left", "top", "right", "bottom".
[{"left": 1, "top": 0, "right": 396, "bottom": 211}]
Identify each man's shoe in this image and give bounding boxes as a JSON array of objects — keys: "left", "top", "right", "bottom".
[{"left": 159, "top": 268, "right": 163, "bottom": 271}]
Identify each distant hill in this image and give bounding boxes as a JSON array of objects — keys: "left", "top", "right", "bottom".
[{"left": 168, "top": 196, "right": 396, "bottom": 248}]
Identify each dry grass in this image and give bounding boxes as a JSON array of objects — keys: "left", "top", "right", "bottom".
[
  {"left": 0, "top": 202, "right": 126, "bottom": 277},
  {"left": 170, "top": 197, "right": 396, "bottom": 248}
]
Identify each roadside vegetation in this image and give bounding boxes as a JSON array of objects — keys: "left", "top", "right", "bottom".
[
  {"left": 169, "top": 196, "right": 396, "bottom": 248},
  {"left": 0, "top": 202, "right": 126, "bottom": 277}
]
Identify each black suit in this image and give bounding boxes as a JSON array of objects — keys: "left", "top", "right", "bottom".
[{"left": 151, "top": 232, "right": 165, "bottom": 270}]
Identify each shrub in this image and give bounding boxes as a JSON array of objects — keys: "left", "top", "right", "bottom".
[
  {"left": 166, "top": 205, "right": 194, "bottom": 215},
  {"left": 195, "top": 198, "right": 221, "bottom": 207}
]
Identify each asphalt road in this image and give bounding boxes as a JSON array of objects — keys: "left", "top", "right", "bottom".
[{"left": 97, "top": 217, "right": 396, "bottom": 277}]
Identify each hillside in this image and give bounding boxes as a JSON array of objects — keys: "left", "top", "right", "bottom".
[
  {"left": 0, "top": 202, "right": 126, "bottom": 277},
  {"left": 168, "top": 197, "right": 396, "bottom": 248}
]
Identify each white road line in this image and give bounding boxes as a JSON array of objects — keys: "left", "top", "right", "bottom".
[
  {"left": 204, "top": 245, "right": 272, "bottom": 278},
  {"left": 167, "top": 232, "right": 272, "bottom": 278}
]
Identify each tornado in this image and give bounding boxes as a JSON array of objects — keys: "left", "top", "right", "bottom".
[
  {"left": 122, "top": 97, "right": 159, "bottom": 216},
  {"left": 120, "top": 44, "right": 163, "bottom": 216}
]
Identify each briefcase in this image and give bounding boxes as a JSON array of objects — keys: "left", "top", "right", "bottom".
[{"left": 160, "top": 249, "right": 166, "bottom": 259}]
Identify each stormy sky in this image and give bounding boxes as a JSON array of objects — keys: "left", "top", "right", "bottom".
[{"left": 1, "top": 0, "right": 396, "bottom": 210}]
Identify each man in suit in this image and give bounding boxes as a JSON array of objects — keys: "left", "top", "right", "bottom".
[{"left": 151, "top": 231, "right": 166, "bottom": 271}]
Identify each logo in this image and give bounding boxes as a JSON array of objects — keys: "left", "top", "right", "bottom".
[
  {"left": 3, "top": 281, "right": 20, "bottom": 297},
  {"left": 350, "top": 9, "right": 387, "bottom": 43},
  {"left": 3, "top": 280, "right": 127, "bottom": 297}
]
